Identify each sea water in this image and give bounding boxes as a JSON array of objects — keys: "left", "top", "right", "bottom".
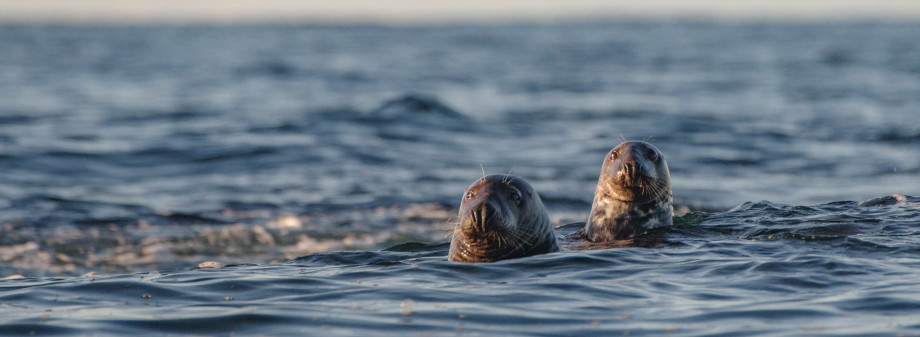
[{"left": 1, "top": 22, "right": 920, "bottom": 336}]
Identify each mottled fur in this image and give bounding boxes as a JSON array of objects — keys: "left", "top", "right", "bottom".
[{"left": 584, "top": 141, "right": 673, "bottom": 242}]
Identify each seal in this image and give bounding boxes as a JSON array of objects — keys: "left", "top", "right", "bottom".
[
  {"left": 583, "top": 141, "right": 673, "bottom": 242},
  {"left": 448, "top": 174, "right": 560, "bottom": 263}
]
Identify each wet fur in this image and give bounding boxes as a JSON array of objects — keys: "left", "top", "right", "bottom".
[{"left": 449, "top": 175, "right": 560, "bottom": 262}]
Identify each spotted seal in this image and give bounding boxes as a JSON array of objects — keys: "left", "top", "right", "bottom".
[
  {"left": 583, "top": 141, "right": 673, "bottom": 242},
  {"left": 448, "top": 174, "right": 560, "bottom": 262}
]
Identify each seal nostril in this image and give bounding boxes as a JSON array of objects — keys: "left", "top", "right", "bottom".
[
  {"left": 624, "top": 162, "right": 638, "bottom": 179},
  {"left": 468, "top": 202, "right": 500, "bottom": 232}
]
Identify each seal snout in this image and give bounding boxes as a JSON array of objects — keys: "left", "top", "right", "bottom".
[
  {"left": 459, "top": 178, "right": 510, "bottom": 233},
  {"left": 622, "top": 160, "right": 639, "bottom": 182},
  {"left": 462, "top": 193, "right": 511, "bottom": 233}
]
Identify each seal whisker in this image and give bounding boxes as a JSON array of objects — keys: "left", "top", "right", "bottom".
[
  {"left": 505, "top": 229, "right": 528, "bottom": 252},
  {"left": 497, "top": 231, "right": 515, "bottom": 252},
  {"left": 482, "top": 204, "right": 490, "bottom": 233},
  {"left": 502, "top": 166, "right": 516, "bottom": 184}
]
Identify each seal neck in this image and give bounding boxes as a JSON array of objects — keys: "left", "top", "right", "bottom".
[{"left": 584, "top": 197, "right": 672, "bottom": 242}]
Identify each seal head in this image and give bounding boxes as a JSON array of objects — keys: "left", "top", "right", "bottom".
[
  {"left": 449, "top": 174, "right": 560, "bottom": 263},
  {"left": 584, "top": 141, "right": 673, "bottom": 242}
]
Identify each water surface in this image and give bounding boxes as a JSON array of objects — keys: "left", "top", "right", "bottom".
[{"left": 1, "top": 22, "right": 919, "bottom": 336}]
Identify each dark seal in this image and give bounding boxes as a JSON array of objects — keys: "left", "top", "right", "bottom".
[
  {"left": 583, "top": 141, "right": 673, "bottom": 242},
  {"left": 449, "top": 174, "right": 560, "bottom": 263}
]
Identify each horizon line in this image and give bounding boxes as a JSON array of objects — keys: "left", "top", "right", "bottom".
[
  {"left": 2, "top": 1, "right": 920, "bottom": 25},
  {"left": 2, "top": 13, "right": 920, "bottom": 26}
]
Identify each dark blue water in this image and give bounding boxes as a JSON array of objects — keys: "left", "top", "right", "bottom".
[{"left": 1, "top": 22, "right": 919, "bottom": 335}]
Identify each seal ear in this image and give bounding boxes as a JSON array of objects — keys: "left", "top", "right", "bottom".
[{"left": 647, "top": 149, "right": 659, "bottom": 162}]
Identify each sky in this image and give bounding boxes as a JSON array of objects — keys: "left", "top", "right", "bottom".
[{"left": 1, "top": 0, "right": 919, "bottom": 24}]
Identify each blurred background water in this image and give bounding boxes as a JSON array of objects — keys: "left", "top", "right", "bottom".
[{"left": 1, "top": 22, "right": 920, "bottom": 336}]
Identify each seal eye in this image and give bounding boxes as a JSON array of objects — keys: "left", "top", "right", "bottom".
[
  {"left": 647, "top": 150, "right": 659, "bottom": 162},
  {"left": 609, "top": 150, "right": 619, "bottom": 160},
  {"left": 509, "top": 192, "right": 521, "bottom": 205},
  {"left": 465, "top": 191, "right": 475, "bottom": 199}
]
